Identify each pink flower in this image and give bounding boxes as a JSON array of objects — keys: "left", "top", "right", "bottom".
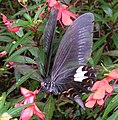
[
  {"left": 15, "top": 87, "right": 45, "bottom": 120},
  {"left": 85, "top": 69, "right": 118, "bottom": 108},
  {"left": 0, "top": 51, "right": 7, "bottom": 57},
  {"left": 56, "top": 4, "right": 77, "bottom": 26},
  {"left": 1, "top": 14, "right": 21, "bottom": 32},
  {"left": 91, "top": 79, "right": 113, "bottom": 98},
  {"left": 8, "top": 62, "right": 15, "bottom": 69},
  {"left": 8, "top": 62, "right": 14, "bottom": 66},
  {"left": 47, "top": 0, "right": 77, "bottom": 26},
  {"left": 47, "top": 0, "right": 58, "bottom": 7},
  {"left": 20, "top": 87, "right": 39, "bottom": 104},
  {"left": 108, "top": 69, "right": 118, "bottom": 80},
  {"left": 85, "top": 93, "right": 104, "bottom": 108},
  {"left": 20, "top": 103, "right": 45, "bottom": 120}
]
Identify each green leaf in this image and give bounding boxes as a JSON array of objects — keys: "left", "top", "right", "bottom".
[
  {"left": 7, "top": 71, "right": 33, "bottom": 95},
  {"left": 14, "top": 63, "right": 41, "bottom": 81},
  {"left": 103, "top": 50, "right": 118, "bottom": 56},
  {"left": 5, "top": 47, "right": 30, "bottom": 64},
  {"left": 16, "top": 28, "right": 24, "bottom": 37},
  {"left": 93, "top": 45, "right": 104, "bottom": 65},
  {"left": 102, "top": 56, "right": 113, "bottom": 65},
  {"left": 9, "top": 55, "right": 37, "bottom": 64},
  {"left": 9, "top": 31, "right": 31, "bottom": 55},
  {"left": 87, "top": 107, "right": 100, "bottom": 119},
  {"left": 88, "top": 58, "right": 95, "bottom": 66},
  {"left": 94, "top": 13, "right": 107, "bottom": 23},
  {"left": 102, "top": 95, "right": 118, "bottom": 119},
  {"left": 34, "top": 5, "right": 47, "bottom": 22},
  {"left": 112, "top": 12, "right": 118, "bottom": 23},
  {"left": 44, "top": 95, "right": 55, "bottom": 120},
  {"left": 12, "top": 5, "right": 39, "bottom": 17},
  {"left": 24, "top": 13, "right": 32, "bottom": 23},
  {"left": 93, "top": 34, "right": 108, "bottom": 51},
  {"left": 107, "top": 110, "right": 118, "bottom": 120},
  {"left": 0, "top": 36, "right": 13, "bottom": 42},
  {"left": 28, "top": 47, "right": 39, "bottom": 58},
  {"left": 0, "top": 102, "right": 10, "bottom": 114},
  {"left": 0, "top": 93, "right": 7, "bottom": 111},
  {"left": 112, "top": 33, "right": 118, "bottom": 48},
  {"left": 114, "top": 85, "right": 118, "bottom": 92},
  {"left": 12, "top": 20, "right": 31, "bottom": 27},
  {"left": 102, "top": 5, "right": 113, "bottom": 17},
  {"left": 7, "top": 104, "right": 30, "bottom": 117}
]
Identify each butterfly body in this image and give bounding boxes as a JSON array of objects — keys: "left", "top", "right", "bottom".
[{"left": 41, "top": 9, "right": 96, "bottom": 109}]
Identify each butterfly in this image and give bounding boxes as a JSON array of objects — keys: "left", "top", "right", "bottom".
[{"left": 40, "top": 8, "right": 96, "bottom": 109}]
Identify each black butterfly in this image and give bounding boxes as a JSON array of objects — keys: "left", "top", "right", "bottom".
[{"left": 40, "top": 8, "right": 96, "bottom": 109}]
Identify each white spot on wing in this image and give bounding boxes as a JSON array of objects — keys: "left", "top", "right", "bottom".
[
  {"left": 76, "top": 66, "right": 83, "bottom": 72},
  {"left": 74, "top": 66, "right": 88, "bottom": 82},
  {"left": 74, "top": 77, "right": 87, "bottom": 82}
]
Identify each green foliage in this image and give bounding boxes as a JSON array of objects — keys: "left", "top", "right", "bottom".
[
  {"left": 0, "top": 0, "right": 118, "bottom": 120},
  {"left": 44, "top": 95, "right": 55, "bottom": 120}
]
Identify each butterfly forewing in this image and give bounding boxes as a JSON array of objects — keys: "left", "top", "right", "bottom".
[
  {"left": 43, "top": 8, "right": 58, "bottom": 77},
  {"left": 51, "top": 13, "right": 94, "bottom": 83}
]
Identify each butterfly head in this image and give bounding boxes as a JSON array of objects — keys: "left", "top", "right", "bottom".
[
  {"left": 41, "top": 76, "right": 59, "bottom": 95},
  {"left": 41, "top": 77, "right": 51, "bottom": 91}
]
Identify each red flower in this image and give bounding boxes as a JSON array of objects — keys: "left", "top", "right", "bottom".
[
  {"left": 47, "top": 0, "right": 77, "bottom": 26},
  {"left": 15, "top": 87, "right": 45, "bottom": 120},
  {"left": 85, "top": 69, "right": 118, "bottom": 108},
  {"left": 1, "top": 13, "right": 21, "bottom": 32}
]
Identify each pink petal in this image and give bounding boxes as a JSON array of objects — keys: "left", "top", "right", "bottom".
[
  {"left": 34, "top": 89, "right": 39, "bottom": 94},
  {"left": 105, "top": 82, "right": 113, "bottom": 93},
  {"left": 64, "top": 10, "right": 77, "bottom": 19},
  {"left": 85, "top": 100, "right": 96, "bottom": 108},
  {"left": 1, "top": 13, "right": 9, "bottom": 24},
  {"left": 24, "top": 96, "right": 35, "bottom": 104},
  {"left": 20, "top": 87, "right": 34, "bottom": 97},
  {"left": 20, "top": 107, "right": 33, "bottom": 120},
  {"left": 8, "top": 62, "right": 14, "bottom": 65},
  {"left": 97, "top": 99, "right": 104, "bottom": 106},
  {"left": 91, "top": 81, "right": 101, "bottom": 91},
  {"left": 14, "top": 103, "right": 23, "bottom": 108},
  {"left": 108, "top": 69, "right": 118, "bottom": 80},
  {"left": 48, "top": 0, "right": 58, "bottom": 7},
  {"left": 34, "top": 104, "right": 45, "bottom": 120},
  {"left": 8, "top": 26, "right": 21, "bottom": 32},
  {"left": 62, "top": 11, "right": 73, "bottom": 26},
  {"left": 0, "top": 51, "right": 7, "bottom": 57},
  {"left": 86, "top": 93, "right": 94, "bottom": 102},
  {"left": 93, "top": 87, "right": 105, "bottom": 99},
  {"left": 57, "top": 9, "right": 62, "bottom": 20}
]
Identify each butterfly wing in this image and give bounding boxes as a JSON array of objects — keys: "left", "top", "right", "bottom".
[
  {"left": 51, "top": 13, "right": 94, "bottom": 82},
  {"left": 49, "top": 13, "right": 95, "bottom": 108},
  {"left": 43, "top": 8, "right": 58, "bottom": 77}
]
